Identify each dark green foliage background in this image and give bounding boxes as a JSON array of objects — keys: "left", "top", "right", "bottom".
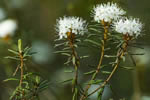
[{"left": 0, "top": 0, "right": 150, "bottom": 100}]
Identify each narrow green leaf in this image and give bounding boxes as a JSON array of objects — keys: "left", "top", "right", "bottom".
[
  {"left": 72, "top": 91, "right": 76, "bottom": 100},
  {"left": 8, "top": 49, "right": 19, "bottom": 55},
  {"left": 54, "top": 50, "right": 70, "bottom": 53},
  {"left": 39, "top": 85, "right": 49, "bottom": 92},
  {"left": 39, "top": 83, "right": 49, "bottom": 89},
  {"left": 112, "top": 34, "right": 122, "bottom": 40},
  {"left": 3, "top": 78, "right": 19, "bottom": 82},
  {"left": 40, "top": 80, "right": 49, "bottom": 86},
  {"left": 60, "top": 78, "right": 73, "bottom": 84},
  {"left": 75, "top": 39, "right": 81, "bottom": 42},
  {"left": 84, "top": 70, "right": 96, "bottom": 75},
  {"left": 18, "top": 39, "right": 22, "bottom": 53},
  {"left": 5, "top": 56, "right": 20, "bottom": 60},
  {"left": 102, "top": 71, "right": 111, "bottom": 74},
  {"left": 61, "top": 53, "right": 71, "bottom": 56},
  {"left": 54, "top": 42, "right": 66, "bottom": 47},
  {"left": 23, "top": 72, "right": 33, "bottom": 78},
  {"left": 38, "top": 80, "right": 50, "bottom": 92},
  {"left": 88, "top": 80, "right": 103, "bottom": 85},
  {"left": 104, "top": 48, "right": 111, "bottom": 51},
  {"left": 120, "top": 66, "right": 134, "bottom": 70},
  {"left": 22, "top": 81, "right": 29, "bottom": 86},
  {"left": 87, "top": 34, "right": 101, "bottom": 38},
  {"left": 64, "top": 70, "right": 74, "bottom": 73},
  {"left": 36, "top": 76, "right": 41, "bottom": 84},
  {"left": 97, "top": 87, "right": 104, "bottom": 100},
  {"left": 72, "top": 88, "right": 78, "bottom": 100},
  {"left": 88, "top": 23, "right": 101, "bottom": 27},
  {"left": 89, "top": 28, "right": 102, "bottom": 33},
  {"left": 23, "top": 55, "right": 32, "bottom": 57},
  {"left": 104, "top": 55, "right": 116, "bottom": 58},
  {"left": 23, "top": 47, "right": 31, "bottom": 57},
  {"left": 64, "top": 57, "right": 71, "bottom": 65},
  {"left": 73, "top": 44, "right": 78, "bottom": 48},
  {"left": 63, "top": 47, "right": 71, "bottom": 50},
  {"left": 109, "top": 62, "right": 117, "bottom": 65},
  {"left": 84, "top": 39, "right": 101, "bottom": 46},
  {"left": 116, "top": 41, "right": 124, "bottom": 48},
  {"left": 64, "top": 60, "right": 71, "bottom": 65},
  {"left": 80, "top": 55, "right": 89, "bottom": 59},
  {"left": 23, "top": 46, "right": 30, "bottom": 52},
  {"left": 100, "top": 65, "right": 107, "bottom": 69},
  {"left": 72, "top": 56, "right": 76, "bottom": 65}
]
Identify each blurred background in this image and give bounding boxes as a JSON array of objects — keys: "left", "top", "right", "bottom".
[{"left": 0, "top": 0, "right": 150, "bottom": 100}]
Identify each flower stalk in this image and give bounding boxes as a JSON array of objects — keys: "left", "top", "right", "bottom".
[
  {"left": 67, "top": 32, "right": 80, "bottom": 99},
  {"left": 19, "top": 52, "right": 24, "bottom": 87},
  {"left": 55, "top": 6, "right": 143, "bottom": 99},
  {"left": 55, "top": 16, "right": 87, "bottom": 100},
  {"left": 80, "top": 3, "right": 126, "bottom": 98},
  {"left": 83, "top": 34, "right": 131, "bottom": 99},
  {"left": 80, "top": 21, "right": 109, "bottom": 100},
  {"left": 18, "top": 39, "right": 24, "bottom": 88}
]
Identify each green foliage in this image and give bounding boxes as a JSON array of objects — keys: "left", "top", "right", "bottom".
[
  {"left": 2, "top": 1, "right": 145, "bottom": 100},
  {"left": 8, "top": 73, "right": 49, "bottom": 100},
  {"left": 53, "top": 13, "right": 144, "bottom": 100},
  {"left": 4, "top": 39, "right": 49, "bottom": 100},
  {"left": 5, "top": 39, "right": 32, "bottom": 62},
  {"left": 60, "top": 78, "right": 73, "bottom": 84},
  {"left": 88, "top": 80, "right": 103, "bottom": 85},
  {"left": 97, "top": 87, "right": 104, "bottom": 100}
]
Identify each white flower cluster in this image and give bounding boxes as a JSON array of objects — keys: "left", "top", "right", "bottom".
[
  {"left": 56, "top": 16, "right": 87, "bottom": 39},
  {"left": 113, "top": 18, "right": 142, "bottom": 37},
  {"left": 93, "top": 2, "right": 126, "bottom": 23},
  {"left": 0, "top": 19, "right": 17, "bottom": 38},
  {"left": 56, "top": 2, "right": 143, "bottom": 39}
]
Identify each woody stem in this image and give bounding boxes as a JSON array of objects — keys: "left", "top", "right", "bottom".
[
  {"left": 67, "top": 32, "right": 80, "bottom": 93},
  {"left": 83, "top": 40, "right": 129, "bottom": 99},
  {"left": 80, "top": 22, "right": 108, "bottom": 100},
  {"left": 19, "top": 52, "right": 24, "bottom": 87}
]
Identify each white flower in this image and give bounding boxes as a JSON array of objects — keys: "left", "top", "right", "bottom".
[
  {"left": 113, "top": 17, "right": 143, "bottom": 37},
  {"left": 56, "top": 16, "right": 87, "bottom": 39},
  {"left": 0, "top": 19, "right": 17, "bottom": 38},
  {"left": 93, "top": 2, "right": 126, "bottom": 23}
]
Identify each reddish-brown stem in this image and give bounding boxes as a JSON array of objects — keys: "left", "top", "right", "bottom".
[
  {"left": 67, "top": 32, "right": 80, "bottom": 92},
  {"left": 19, "top": 52, "right": 24, "bottom": 87},
  {"left": 80, "top": 21, "right": 108, "bottom": 100},
  {"left": 83, "top": 40, "right": 129, "bottom": 99}
]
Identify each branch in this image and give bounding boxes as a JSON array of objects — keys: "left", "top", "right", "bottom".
[
  {"left": 83, "top": 41, "right": 128, "bottom": 99},
  {"left": 67, "top": 32, "right": 80, "bottom": 99},
  {"left": 80, "top": 22, "right": 109, "bottom": 100}
]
